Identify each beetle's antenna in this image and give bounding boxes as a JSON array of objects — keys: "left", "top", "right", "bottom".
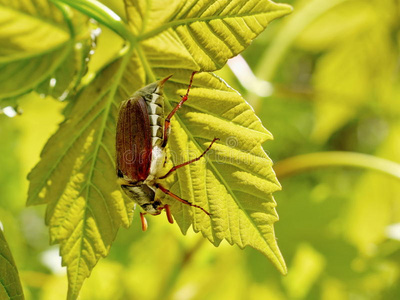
[
  {"left": 159, "top": 138, "right": 219, "bottom": 179},
  {"left": 162, "top": 71, "right": 197, "bottom": 147},
  {"left": 155, "top": 183, "right": 211, "bottom": 216}
]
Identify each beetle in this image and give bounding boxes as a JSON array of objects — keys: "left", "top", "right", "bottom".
[{"left": 116, "top": 72, "right": 218, "bottom": 231}]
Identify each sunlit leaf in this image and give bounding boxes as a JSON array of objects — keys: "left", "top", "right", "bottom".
[
  {"left": 28, "top": 55, "right": 136, "bottom": 299},
  {"left": 0, "top": 229, "right": 24, "bottom": 300},
  {"left": 123, "top": 0, "right": 291, "bottom": 273},
  {"left": 159, "top": 70, "right": 285, "bottom": 273},
  {"left": 126, "top": 0, "right": 292, "bottom": 71},
  {"left": 0, "top": 0, "right": 91, "bottom": 102},
  {"left": 27, "top": 0, "right": 291, "bottom": 297}
]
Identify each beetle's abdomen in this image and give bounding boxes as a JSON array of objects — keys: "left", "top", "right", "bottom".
[{"left": 143, "top": 90, "right": 164, "bottom": 147}]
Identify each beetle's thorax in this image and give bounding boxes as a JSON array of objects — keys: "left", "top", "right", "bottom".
[
  {"left": 120, "top": 145, "right": 166, "bottom": 216},
  {"left": 120, "top": 184, "right": 162, "bottom": 215}
]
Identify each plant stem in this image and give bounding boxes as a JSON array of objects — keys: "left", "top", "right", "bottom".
[
  {"left": 158, "top": 237, "right": 206, "bottom": 300},
  {"left": 274, "top": 151, "right": 400, "bottom": 180},
  {"left": 50, "top": 0, "right": 136, "bottom": 46}
]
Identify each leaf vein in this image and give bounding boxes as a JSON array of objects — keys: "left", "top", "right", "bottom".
[
  {"left": 138, "top": 10, "right": 288, "bottom": 41},
  {"left": 89, "top": 183, "right": 116, "bottom": 232}
]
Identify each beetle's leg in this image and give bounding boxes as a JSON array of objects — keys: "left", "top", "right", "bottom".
[
  {"left": 159, "top": 138, "right": 219, "bottom": 179},
  {"left": 162, "top": 204, "right": 174, "bottom": 224},
  {"left": 140, "top": 212, "right": 148, "bottom": 231},
  {"left": 162, "top": 71, "right": 197, "bottom": 147},
  {"left": 155, "top": 183, "right": 211, "bottom": 216}
]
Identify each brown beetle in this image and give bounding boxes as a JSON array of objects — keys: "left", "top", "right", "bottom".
[{"left": 116, "top": 72, "right": 218, "bottom": 231}]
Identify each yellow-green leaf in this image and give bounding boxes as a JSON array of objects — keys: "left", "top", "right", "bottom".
[
  {"left": 158, "top": 70, "right": 285, "bottom": 272},
  {"left": 122, "top": 0, "right": 290, "bottom": 273},
  {"left": 0, "top": 228, "right": 24, "bottom": 300},
  {"left": 28, "top": 55, "right": 135, "bottom": 299},
  {"left": 26, "top": 0, "right": 291, "bottom": 297},
  {"left": 127, "top": 0, "right": 292, "bottom": 71},
  {"left": 0, "top": 0, "right": 91, "bottom": 102}
]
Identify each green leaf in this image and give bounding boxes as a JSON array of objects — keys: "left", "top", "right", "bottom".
[
  {"left": 0, "top": 228, "right": 24, "bottom": 300},
  {"left": 26, "top": 0, "right": 291, "bottom": 297},
  {"left": 28, "top": 54, "right": 135, "bottom": 299},
  {"left": 127, "top": 0, "right": 293, "bottom": 71},
  {"left": 0, "top": 0, "right": 91, "bottom": 101},
  {"left": 161, "top": 70, "right": 285, "bottom": 272},
  {"left": 124, "top": 0, "right": 290, "bottom": 273}
]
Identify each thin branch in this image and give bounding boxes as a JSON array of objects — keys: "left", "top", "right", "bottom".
[{"left": 274, "top": 151, "right": 400, "bottom": 180}]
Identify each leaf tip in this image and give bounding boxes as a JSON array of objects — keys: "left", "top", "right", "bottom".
[
  {"left": 278, "top": 259, "right": 288, "bottom": 275},
  {"left": 269, "top": 245, "right": 287, "bottom": 275},
  {"left": 276, "top": 3, "right": 294, "bottom": 16}
]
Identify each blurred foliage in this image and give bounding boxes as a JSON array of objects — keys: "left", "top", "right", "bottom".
[{"left": 1, "top": 0, "right": 400, "bottom": 299}]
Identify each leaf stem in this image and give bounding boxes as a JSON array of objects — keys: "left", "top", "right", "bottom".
[
  {"left": 274, "top": 151, "right": 400, "bottom": 180},
  {"left": 50, "top": 0, "right": 136, "bottom": 46},
  {"left": 136, "top": 45, "right": 156, "bottom": 82},
  {"left": 157, "top": 237, "right": 206, "bottom": 299}
]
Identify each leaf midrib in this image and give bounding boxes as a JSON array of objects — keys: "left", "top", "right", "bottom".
[{"left": 70, "top": 49, "right": 132, "bottom": 296}]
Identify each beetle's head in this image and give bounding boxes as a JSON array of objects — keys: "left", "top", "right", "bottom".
[{"left": 159, "top": 74, "right": 173, "bottom": 86}]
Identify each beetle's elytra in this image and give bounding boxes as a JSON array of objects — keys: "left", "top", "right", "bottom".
[{"left": 116, "top": 72, "right": 218, "bottom": 231}]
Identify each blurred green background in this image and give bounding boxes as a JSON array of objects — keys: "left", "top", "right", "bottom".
[{"left": 1, "top": 0, "right": 400, "bottom": 299}]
